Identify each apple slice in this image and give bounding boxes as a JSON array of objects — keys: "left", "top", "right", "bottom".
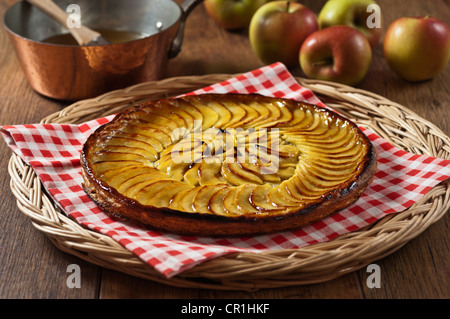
[
  {"left": 168, "top": 187, "right": 195, "bottom": 210},
  {"left": 226, "top": 100, "right": 259, "bottom": 128},
  {"left": 99, "top": 144, "right": 157, "bottom": 163},
  {"left": 116, "top": 170, "right": 171, "bottom": 194},
  {"left": 235, "top": 184, "right": 259, "bottom": 214},
  {"left": 249, "top": 184, "right": 280, "bottom": 211},
  {"left": 247, "top": 101, "right": 279, "bottom": 128},
  {"left": 93, "top": 162, "right": 138, "bottom": 176},
  {"left": 100, "top": 164, "right": 146, "bottom": 182},
  {"left": 155, "top": 159, "right": 190, "bottom": 181},
  {"left": 222, "top": 186, "right": 244, "bottom": 216},
  {"left": 268, "top": 184, "right": 300, "bottom": 207},
  {"left": 278, "top": 143, "right": 299, "bottom": 157},
  {"left": 279, "top": 107, "right": 307, "bottom": 128},
  {"left": 128, "top": 108, "right": 183, "bottom": 133},
  {"left": 171, "top": 98, "right": 204, "bottom": 128},
  {"left": 281, "top": 108, "right": 314, "bottom": 132},
  {"left": 194, "top": 95, "right": 232, "bottom": 128},
  {"left": 135, "top": 180, "right": 190, "bottom": 207},
  {"left": 121, "top": 124, "right": 173, "bottom": 147},
  {"left": 112, "top": 131, "right": 165, "bottom": 153},
  {"left": 184, "top": 163, "right": 201, "bottom": 186},
  {"left": 198, "top": 162, "right": 225, "bottom": 185},
  {"left": 276, "top": 180, "right": 305, "bottom": 204},
  {"left": 228, "top": 162, "right": 264, "bottom": 184},
  {"left": 101, "top": 136, "right": 158, "bottom": 161},
  {"left": 219, "top": 101, "right": 247, "bottom": 128},
  {"left": 124, "top": 115, "right": 176, "bottom": 137},
  {"left": 221, "top": 163, "right": 263, "bottom": 186},
  {"left": 118, "top": 171, "right": 171, "bottom": 198},
  {"left": 193, "top": 184, "right": 228, "bottom": 214},
  {"left": 180, "top": 96, "right": 219, "bottom": 129},
  {"left": 147, "top": 101, "right": 193, "bottom": 131},
  {"left": 179, "top": 186, "right": 203, "bottom": 213},
  {"left": 91, "top": 150, "right": 150, "bottom": 165},
  {"left": 208, "top": 186, "right": 232, "bottom": 216}
]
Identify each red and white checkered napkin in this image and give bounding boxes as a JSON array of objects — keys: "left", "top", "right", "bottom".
[{"left": 2, "top": 63, "right": 450, "bottom": 278}]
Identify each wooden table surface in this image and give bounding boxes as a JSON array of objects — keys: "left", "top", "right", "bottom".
[{"left": 0, "top": 0, "right": 448, "bottom": 299}]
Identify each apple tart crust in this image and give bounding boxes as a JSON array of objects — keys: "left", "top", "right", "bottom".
[{"left": 81, "top": 93, "right": 376, "bottom": 236}]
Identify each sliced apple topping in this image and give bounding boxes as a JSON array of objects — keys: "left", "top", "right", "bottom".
[{"left": 83, "top": 93, "right": 374, "bottom": 224}]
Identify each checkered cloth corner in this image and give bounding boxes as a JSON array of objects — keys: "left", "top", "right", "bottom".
[{"left": 2, "top": 62, "right": 450, "bottom": 277}]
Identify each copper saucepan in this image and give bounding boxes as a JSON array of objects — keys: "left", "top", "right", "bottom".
[{"left": 3, "top": 0, "right": 203, "bottom": 100}]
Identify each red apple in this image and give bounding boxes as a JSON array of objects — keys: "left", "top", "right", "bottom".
[
  {"left": 249, "top": 1, "right": 318, "bottom": 68},
  {"left": 318, "top": 0, "right": 383, "bottom": 48},
  {"left": 299, "top": 25, "right": 372, "bottom": 86},
  {"left": 204, "top": 0, "right": 271, "bottom": 30},
  {"left": 383, "top": 16, "right": 450, "bottom": 82}
]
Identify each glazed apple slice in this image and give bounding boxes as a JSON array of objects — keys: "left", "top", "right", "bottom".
[
  {"left": 221, "top": 163, "right": 263, "bottom": 186},
  {"left": 235, "top": 184, "right": 260, "bottom": 214},
  {"left": 93, "top": 162, "right": 139, "bottom": 176},
  {"left": 91, "top": 150, "right": 150, "bottom": 165},
  {"left": 184, "top": 162, "right": 201, "bottom": 186},
  {"left": 268, "top": 185, "right": 301, "bottom": 207},
  {"left": 219, "top": 101, "right": 247, "bottom": 128},
  {"left": 180, "top": 96, "right": 219, "bottom": 129},
  {"left": 121, "top": 124, "right": 173, "bottom": 147},
  {"left": 99, "top": 164, "right": 147, "bottom": 182},
  {"left": 155, "top": 159, "right": 190, "bottom": 181},
  {"left": 170, "top": 98, "right": 204, "bottom": 128},
  {"left": 99, "top": 144, "right": 158, "bottom": 163},
  {"left": 222, "top": 186, "right": 244, "bottom": 216},
  {"left": 193, "top": 184, "right": 228, "bottom": 214},
  {"left": 168, "top": 187, "right": 195, "bottom": 210},
  {"left": 278, "top": 107, "right": 307, "bottom": 128},
  {"left": 148, "top": 101, "right": 194, "bottom": 131},
  {"left": 118, "top": 171, "right": 171, "bottom": 198},
  {"left": 123, "top": 114, "right": 177, "bottom": 138},
  {"left": 198, "top": 162, "right": 225, "bottom": 185},
  {"left": 101, "top": 136, "right": 158, "bottom": 161},
  {"left": 251, "top": 101, "right": 283, "bottom": 127},
  {"left": 194, "top": 95, "right": 232, "bottom": 128},
  {"left": 226, "top": 100, "right": 260, "bottom": 128},
  {"left": 112, "top": 131, "right": 165, "bottom": 153},
  {"left": 135, "top": 180, "right": 191, "bottom": 207},
  {"left": 208, "top": 186, "right": 232, "bottom": 216},
  {"left": 249, "top": 184, "right": 281, "bottom": 211},
  {"left": 228, "top": 162, "right": 264, "bottom": 185},
  {"left": 116, "top": 169, "right": 172, "bottom": 194},
  {"left": 179, "top": 186, "right": 203, "bottom": 213}
]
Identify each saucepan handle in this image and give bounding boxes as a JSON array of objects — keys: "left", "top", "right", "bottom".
[{"left": 168, "top": 0, "right": 204, "bottom": 59}]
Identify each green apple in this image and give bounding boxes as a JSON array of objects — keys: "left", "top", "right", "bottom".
[
  {"left": 204, "top": 0, "right": 271, "bottom": 30},
  {"left": 383, "top": 16, "right": 450, "bottom": 82},
  {"left": 318, "top": 0, "right": 383, "bottom": 48},
  {"left": 249, "top": 1, "right": 318, "bottom": 68},
  {"left": 299, "top": 25, "right": 372, "bottom": 86}
]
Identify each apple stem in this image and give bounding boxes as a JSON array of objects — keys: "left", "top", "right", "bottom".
[{"left": 286, "top": 1, "right": 290, "bottom": 12}]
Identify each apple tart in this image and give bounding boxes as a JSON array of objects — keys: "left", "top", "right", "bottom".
[{"left": 81, "top": 93, "right": 376, "bottom": 236}]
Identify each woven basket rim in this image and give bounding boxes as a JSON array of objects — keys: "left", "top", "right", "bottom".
[{"left": 7, "top": 74, "right": 450, "bottom": 291}]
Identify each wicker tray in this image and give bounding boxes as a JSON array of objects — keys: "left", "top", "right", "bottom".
[{"left": 8, "top": 74, "right": 450, "bottom": 291}]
